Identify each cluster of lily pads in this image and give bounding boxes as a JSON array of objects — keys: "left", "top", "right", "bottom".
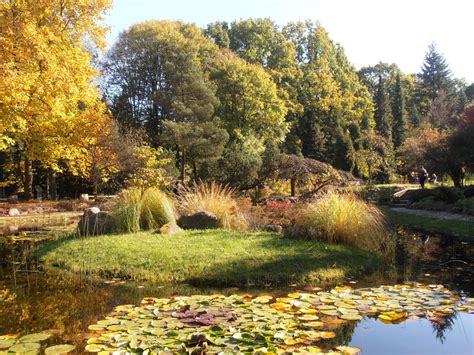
[
  {"left": 0, "top": 332, "right": 75, "bottom": 354},
  {"left": 85, "top": 283, "right": 473, "bottom": 354}
]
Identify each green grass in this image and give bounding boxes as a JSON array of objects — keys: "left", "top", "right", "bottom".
[
  {"left": 36, "top": 230, "right": 379, "bottom": 287},
  {"left": 383, "top": 208, "right": 474, "bottom": 240}
]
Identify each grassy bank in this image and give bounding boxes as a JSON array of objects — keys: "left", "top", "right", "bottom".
[
  {"left": 383, "top": 208, "right": 474, "bottom": 240},
  {"left": 37, "top": 230, "right": 379, "bottom": 287}
]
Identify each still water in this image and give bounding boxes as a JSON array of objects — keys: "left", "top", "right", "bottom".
[{"left": 0, "top": 227, "right": 473, "bottom": 354}]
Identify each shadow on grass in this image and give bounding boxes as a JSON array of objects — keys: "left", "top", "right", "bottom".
[{"left": 184, "top": 233, "right": 380, "bottom": 287}]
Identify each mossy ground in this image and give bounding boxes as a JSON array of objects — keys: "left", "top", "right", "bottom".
[{"left": 37, "top": 229, "right": 379, "bottom": 287}]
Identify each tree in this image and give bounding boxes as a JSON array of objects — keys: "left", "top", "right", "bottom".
[
  {"left": 161, "top": 120, "right": 228, "bottom": 183},
  {"left": 283, "top": 21, "right": 373, "bottom": 167},
  {"left": 104, "top": 21, "right": 219, "bottom": 145},
  {"left": 448, "top": 104, "right": 474, "bottom": 181},
  {"left": 277, "top": 155, "right": 343, "bottom": 197},
  {"left": 204, "top": 21, "right": 230, "bottom": 48},
  {"left": 218, "top": 135, "right": 264, "bottom": 189},
  {"left": 409, "top": 102, "right": 421, "bottom": 127},
  {"left": 392, "top": 72, "right": 407, "bottom": 148},
  {"left": 466, "top": 83, "right": 474, "bottom": 102},
  {"left": 333, "top": 126, "right": 355, "bottom": 172},
  {"left": 419, "top": 43, "right": 453, "bottom": 101},
  {"left": 374, "top": 76, "right": 393, "bottom": 141},
  {"left": 425, "top": 90, "right": 455, "bottom": 128},
  {"left": 210, "top": 51, "right": 288, "bottom": 144},
  {"left": 0, "top": 0, "right": 112, "bottom": 199},
  {"left": 355, "top": 131, "right": 394, "bottom": 184}
]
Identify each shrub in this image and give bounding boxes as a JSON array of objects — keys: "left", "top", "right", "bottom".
[
  {"left": 177, "top": 181, "right": 248, "bottom": 230},
  {"left": 111, "top": 187, "right": 175, "bottom": 233},
  {"left": 453, "top": 197, "right": 474, "bottom": 215},
  {"left": 432, "top": 186, "right": 464, "bottom": 203},
  {"left": 287, "top": 192, "right": 388, "bottom": 252}
]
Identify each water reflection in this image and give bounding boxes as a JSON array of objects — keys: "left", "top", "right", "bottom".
[{"left": 349, "top": 313, "right": 473, "bottom": 355}]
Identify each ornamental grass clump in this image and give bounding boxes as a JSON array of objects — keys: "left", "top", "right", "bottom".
[
  {"left": 111, "top": 187, "right": 175, "bottom": 233},
  {"left": 289, "top": 192, "right": 388, "bottom": 252},
  {"left": 178, "top": 181, "right": 248, "bottom": 230}
]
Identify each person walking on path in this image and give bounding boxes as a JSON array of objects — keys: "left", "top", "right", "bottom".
[{"left": 419, "top": 166, "right": 428, "bottom": 189}]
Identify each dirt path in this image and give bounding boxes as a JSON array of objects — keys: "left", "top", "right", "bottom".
[{"left": 388, "top": 207, "right": 474, "bottom": 223}]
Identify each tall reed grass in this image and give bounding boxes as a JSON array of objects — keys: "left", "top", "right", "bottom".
[
  {"left": 111, "top": 187, "right": 175, "bottom": 233},
  {"left": 288, "top": 192, "right": 389, "bottom": 252},
  {"left": 178, "top": 181, "right": 248, "bottom": 230}
]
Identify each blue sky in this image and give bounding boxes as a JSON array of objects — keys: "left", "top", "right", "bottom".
[{"left": 105, "top": 0, "right": 474, "bottom": 82}]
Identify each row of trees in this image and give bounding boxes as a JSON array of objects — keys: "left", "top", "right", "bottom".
[{"left": 1, "top": 5, "right": 473, "bottom": 198}]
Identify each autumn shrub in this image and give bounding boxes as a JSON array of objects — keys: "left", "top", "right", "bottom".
[
  {"left": 177, "top": 181, "right": 248, "bottom": 230},
  {"left": 288, "top": 192, "right": 388, "bottom": 252},
  {"left": 111, "top": 187, "right": 175, "bottom": 233}
]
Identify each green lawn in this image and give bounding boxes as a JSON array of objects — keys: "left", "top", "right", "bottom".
[
  {"left": 383, "top": 208, "right": 474, "bottom": 240},
  {"left": 37, "top": 229, "right": 379, "bottom": 287}
]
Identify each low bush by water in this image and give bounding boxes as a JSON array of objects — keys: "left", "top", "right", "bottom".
[
  {"left": 288, "top": 193, "right": 388, "bottom": 252},
  {"left": 177, "top": 182, "right": 248, "bottom": 230},
  {"left": 110, "top": 187, "right": 175, "bottom": 233}
]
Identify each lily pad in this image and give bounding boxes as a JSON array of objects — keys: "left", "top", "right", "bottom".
[
  {"left": 44, "top": 344, "right": 76, "bottom": 354},
  {"left": 19, "top": 332, "right": 51, "bottom": 343},
  {"left": 8, "top": 342, "right": 41, "bottom": 354},
  {"left": 0, "top": 339, "right": 16, "bottom": 350}
]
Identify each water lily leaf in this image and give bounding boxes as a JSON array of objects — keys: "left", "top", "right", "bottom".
[
  {"left": 297, "top": 315, "right": 319, "bottom": 321},
  {"left": 284, "top": 338, "right": 305, "bottom": 345},
  {"left": 88, "top": 325, "right": 106, "bottom": 331},
  {"left": 44, "top": 344, "right": 76, "bottom": 354},
  {"left": 340, "top": 314, "right": 363, "bottom": 321},
  {"left": 8, "top": 342, "right": 41, "bottom": 354},
  {"left": 320, "top": 310, "right": 339, "bottom": 316},
  {"left": 85, "top": 344, "right": 105, "bottom": 352},
  {"left": 0, "top": 339, "right": 16, "bottom": 350},
  {"left": 336, "top": 345, "right": 361, "bottom": 354},
  {"left": 319, "top": 331, "right": 336, "bottom": 339},
  {"left": 303, "top": 321, "right": 324, "bottom": 328},
  {"left": 253, "top": 296, "right": 273, "bottom": 304},
  {"left": 19, "top": 333, "right": 51, "bottom": 343}
]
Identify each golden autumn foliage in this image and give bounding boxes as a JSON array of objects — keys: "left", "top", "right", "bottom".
[{"left": 0, "top": 0, "right": 112, "bottom": 197}]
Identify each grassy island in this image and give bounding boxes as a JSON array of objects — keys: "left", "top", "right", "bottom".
[{"left": 37, "top": 230, "right": 379, "bottom": 287}]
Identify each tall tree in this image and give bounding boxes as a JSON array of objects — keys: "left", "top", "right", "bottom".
[
  {"left": 419, "top": 43, "right": 453, "bottom": 101},
  {"left": 210, "top": 51, "right": 288, "bottom": 144},
  {"left": 392, "top": 72, "right": 407, "bottom": 148},
  {"left": 374, "top": 76, "right": 393, "bottom": 141},
  {"left": 104, "top": 21, "right": 218, "bottom": 145},
  {"left": 0, "top": 0, "right": 112, "bottom": 199},
  {"left": 161, "top": 120, "right": 228, "bottom": 182},
  {"left": 409, "top": 103, "right": 421, "bottom": 127},
  {"left": 333, "top": 126, "right": 355, "bottom": 172},
  {"left": 204, "top": 21, "right": 230, "bottom": 48}
]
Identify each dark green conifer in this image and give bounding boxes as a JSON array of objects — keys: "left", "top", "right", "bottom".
[
  {"left": 392, "top": 72, "right": 407, "bottom": 148},
  {"left": 374, "top": 76, "right": 393, "bottom": 141}
]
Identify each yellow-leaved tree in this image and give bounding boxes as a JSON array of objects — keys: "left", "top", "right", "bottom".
[{"left": 0, "top": 0, "right": 112, "bottom": 198}]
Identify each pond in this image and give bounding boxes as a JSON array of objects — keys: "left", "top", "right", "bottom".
[{"left": 0, "top": 226, "right": 472, "bottom": 354}]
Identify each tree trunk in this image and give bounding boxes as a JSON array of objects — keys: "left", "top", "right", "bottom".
[
  {"left": 180, "top": 150, "right": 186, "bottom": 183},
  {"left": 47, "top": 171, "right": 57, "bottom": 200},
  {"left": 23, "top": 154, "right": 33, "bottom": 200},
  {"left": 450, "top": 171, "right": 462, "bottom": 188},
  {"left": 290, "top": 178, "right": 296, "bottom": 197},
  {"left": 192, "top": 161, "right": 198, "bottom": 182}
]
